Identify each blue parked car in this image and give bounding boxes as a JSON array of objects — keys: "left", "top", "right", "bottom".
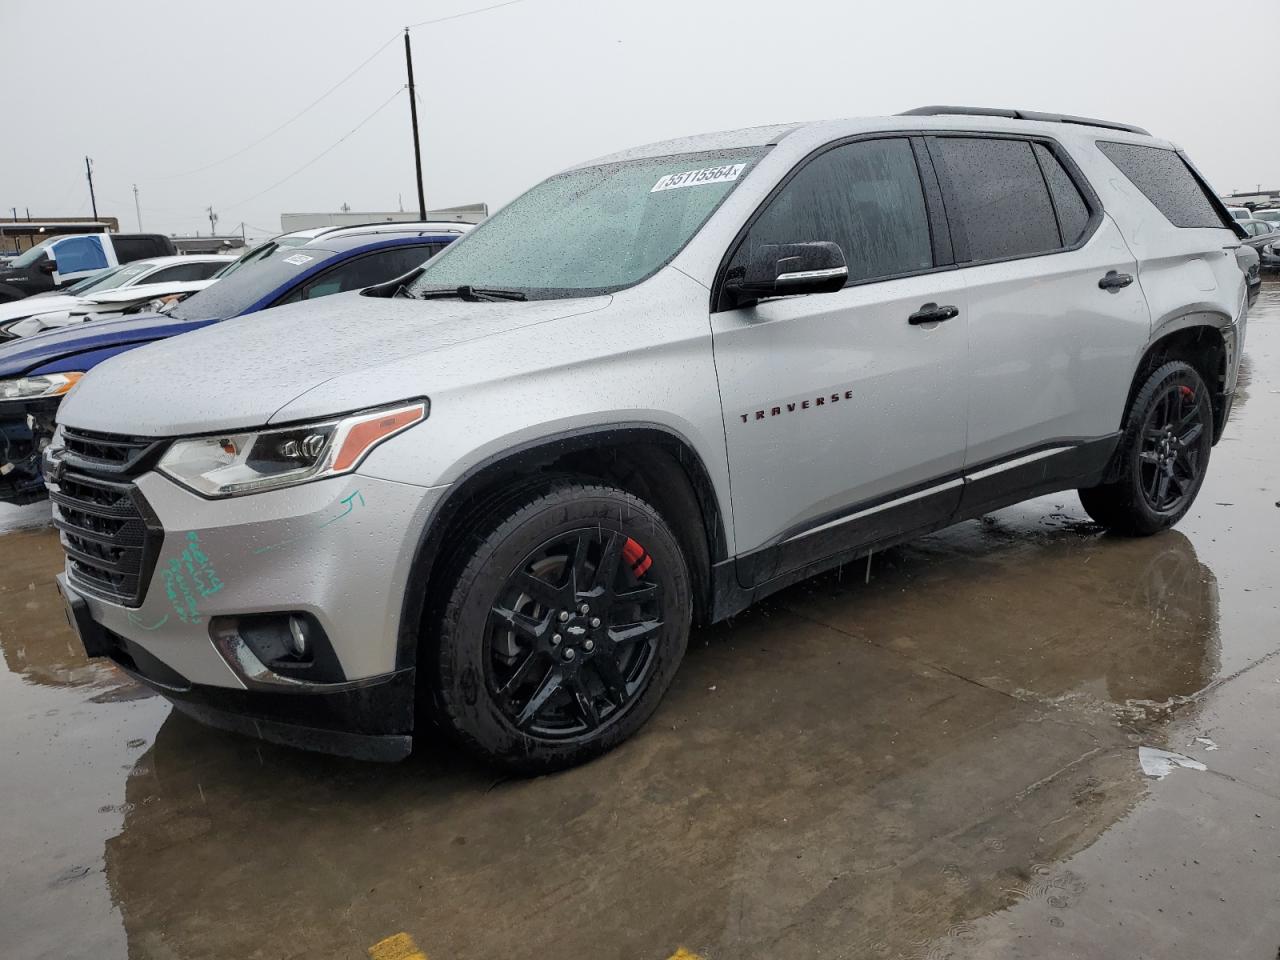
[{"left": 0, "top": 221, "right": 468, "bottom": 503}]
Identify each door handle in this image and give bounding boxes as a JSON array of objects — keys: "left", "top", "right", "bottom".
[
  {"left": 908, "top": 302, "right": 959, "bottom": 325},
  {"left": 1098, "top": 270, "right": 1134, "bottom": 291}
]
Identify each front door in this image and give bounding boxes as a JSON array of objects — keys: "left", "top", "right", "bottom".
[{"left": 711, "top": 136, "right": 970, "bottom": 587}]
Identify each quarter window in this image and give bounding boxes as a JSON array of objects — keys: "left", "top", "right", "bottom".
[
  {"left": 932, "top": 137, "right": 1060, "bottom": 262},
  {"left": 728, "top": 138, "right": 933, "bottom": 287},
  {"left": 1033, "top": 143, "right": 1091, "bottom": 246},
  {"left": 1096, "top": 141, "right": 1231, "bottom": 230}
]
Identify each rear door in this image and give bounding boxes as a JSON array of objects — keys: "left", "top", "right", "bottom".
[
  {"left": 711, "top": 136, "right": 970, "bottom": 586},
  {"left": 927, "top": 133, "right": 1149, "bottom": 509}
]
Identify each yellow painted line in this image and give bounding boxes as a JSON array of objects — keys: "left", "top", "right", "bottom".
[
  {"left": 368, "top": 931, "right": 428, "bottom": 960},
  {"left": 668, "top": 949, "right": 705, "bottom": 960}
]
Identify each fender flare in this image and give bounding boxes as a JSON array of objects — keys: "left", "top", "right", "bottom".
[{"left": 393, "top": 421, "right": 730, "bottom": 669}]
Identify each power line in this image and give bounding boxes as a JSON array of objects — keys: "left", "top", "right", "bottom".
[
  {"left": 148, "top": 30, "right": 402, "bottom": 182},
  {"left": 141, "top": 3, "right": 529, "bottom": 185},
  {"left": 406, "top": 0, "right": 525, "bottom": 29},
  {"left": 219, "top": 87, "right": 406, "bottom": 212}
]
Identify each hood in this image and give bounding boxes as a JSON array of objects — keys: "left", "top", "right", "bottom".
[
  {"left": 0, "top": 312, "right": 211, "bottom": 378},
  {"left": 83, "top": 279, "right": 217, "bottom": 305},
  {"left": 58, "top": 291, "right": 612, "bottom": 436},
  {"left": 0, "top": 293, "right": 83, "bottom": 327}
]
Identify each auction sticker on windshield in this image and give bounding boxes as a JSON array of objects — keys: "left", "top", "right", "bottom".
[
  {"left": 651, "top": 164, "right": 746, "bottom": 193},
  {"left": 283, "top": 254, "right": 314, "bottom": 266}
]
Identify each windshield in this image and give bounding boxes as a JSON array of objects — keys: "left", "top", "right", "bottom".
[
  {"left": 168, "top": 247, "right": 334, "bottom": 321},
  {"left": 7, "top": 239, "right": 54, "bottom": 268},
  {"left": 1256, "top": 210, "right": 1280, "bottom": 222},
  {"left": 71, "top": 262, "right": 150, "bottom": 294},
  {"left": 211, "top": 235, "right": 312, "bottom": 280},
  {"left": 407, "top": 148, "right": 767, "bottom": 300}
]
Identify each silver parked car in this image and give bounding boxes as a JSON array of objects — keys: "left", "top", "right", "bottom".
[{"left": 49, "top": 107, "right": 1248, "bottom": 771}]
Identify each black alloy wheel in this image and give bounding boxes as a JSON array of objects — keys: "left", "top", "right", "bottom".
[
  {"left": 1078, "top": 360, "right": 1214, "bottom": 536},
  {"left": 488, "top": 528, "right": 663, "bottom": 738},
  {"left": 432, "top": 481, "right": 691, "bottom": 773},
  {"left": 1137, "top": 380, "right": 1206, "bottom": 514}
]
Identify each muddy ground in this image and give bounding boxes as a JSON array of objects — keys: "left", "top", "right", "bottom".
[{"left": 2, "top": 285, "right": 1278, "bottom": 960}]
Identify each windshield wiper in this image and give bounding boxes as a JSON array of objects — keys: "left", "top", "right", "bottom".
[{"left": 414, "top": 285, "right": 527, "bottom": 302}]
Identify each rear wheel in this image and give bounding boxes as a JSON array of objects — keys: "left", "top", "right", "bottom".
[
  {"left": 1078, "top": 361, "right": 1213, "bottom": 536},
  {"left": 432, "top": 481, "right": 691, "bottom": 773}
]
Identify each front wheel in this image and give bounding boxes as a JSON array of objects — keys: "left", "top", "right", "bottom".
[
  {"left": 1078, "top": 360, "right": 1213, "bottom": 536},
  {"left": 432, "top": 481, "right": 691, "bottom": 773}
]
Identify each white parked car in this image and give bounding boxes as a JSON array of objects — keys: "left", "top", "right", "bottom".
[{"left": 0, "top": 255, "right": 234, "bottom": 339}]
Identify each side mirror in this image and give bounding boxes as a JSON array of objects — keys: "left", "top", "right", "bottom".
[
  {"left": 729, "top": 241, "right": 848, "bottom": 304},
  {"left": 39, "top": 258, "right": 57, "bottom": 275}
]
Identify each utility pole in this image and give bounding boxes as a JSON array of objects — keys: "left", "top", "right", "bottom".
[
  {"left": 207, "top": 205, "right": 218, "bottom": 236},
  {"left": 85, "top": 157, "right": 98, "bottom": 220},
  {"left": 404, "top": 28, "right": 426, "bottom": 220},
  {"left": 132, "top": 184, "right": 143, "bottom": 231}
]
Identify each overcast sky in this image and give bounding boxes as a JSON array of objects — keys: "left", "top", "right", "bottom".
[{"left": 2, "top": 0, "right": 1274, "bottom": 240}]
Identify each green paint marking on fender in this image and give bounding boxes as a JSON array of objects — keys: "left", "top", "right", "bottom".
[
  {"left": 253, "top": 489, "right": 367, "bottom": 555},
  {"left": 160, "top": 531, "right": 223, "bottom": 625}
]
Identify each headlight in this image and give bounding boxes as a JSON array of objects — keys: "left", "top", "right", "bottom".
[
  {"left": 0, "top": 372, "right": 83, "bottom": 402},
  {"left": 157, "top": 400, "right": 427, "bottom": 497}
]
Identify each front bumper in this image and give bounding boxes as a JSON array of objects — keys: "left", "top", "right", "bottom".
[
  {"left": 52, "top": 468, "right": 448, "bottom": 760},
  {"left": 58, "top": 573, "right": 415, "bottom": 760}
]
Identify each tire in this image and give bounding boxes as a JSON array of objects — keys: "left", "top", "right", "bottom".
[
  {"left": 1078, "top": 361, "right": 1213, "bottom": 536},
  {"left": 431, "top": 480, "right": 692, "bottom": 774}
]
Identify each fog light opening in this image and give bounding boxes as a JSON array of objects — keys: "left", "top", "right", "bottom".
[{"left": 288, "top": 615, "right": 309, "bottom": 657}]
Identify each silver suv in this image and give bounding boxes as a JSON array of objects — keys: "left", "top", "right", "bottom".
[{"left": 50, "top": 107, "right": 1248, "bottom": 771}]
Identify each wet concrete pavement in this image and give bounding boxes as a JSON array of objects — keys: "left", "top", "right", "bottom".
[{"left": 2, "top": 286, "right": 1278, "bottom": 960}]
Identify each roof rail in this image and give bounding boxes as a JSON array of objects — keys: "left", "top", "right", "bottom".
[
  {"left": 312, "top": 220, "right": 470, "bottom": 239},
  {"left": 898, "top": 106, "right": 1150, "bottom": 137}
]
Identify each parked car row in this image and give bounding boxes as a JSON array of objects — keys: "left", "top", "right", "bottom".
[
  {"left": 0, "top": 233, "right": 176, "bottom": 300},
  {"left": 0, "top": 255, "right": 234, "bottom": 339},
  {"left": 0, "top": 222, "right": 467, "bottom": 503},
  {"left": 27, "top": 107, "right": 1255, "bottom": 774}
]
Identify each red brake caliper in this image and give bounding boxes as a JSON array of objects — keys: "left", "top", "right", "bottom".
[
  {"left": 1180, "top": 385, "right": 1195, "bottom": 398},
  {"left": 622, "top": 537, "right": 652, "bottom": 578}
]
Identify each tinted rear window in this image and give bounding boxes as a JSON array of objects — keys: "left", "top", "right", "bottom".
[
  {"left": 1034, "top": 143, "right": 1091, "bottom": 246},
  {"left": 1096, "top": 142, "right": 1230, "bottom": 230},
  {"left": 932, "top": 137, "right": 1060, "bottom": 262}
]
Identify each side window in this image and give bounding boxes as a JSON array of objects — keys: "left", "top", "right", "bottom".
[
  {"left": 278, "top": 245, "right": 436, "bottom": 304},
  {"left": 932, "top": 137, "right": 1060, "bottom": 262},
  {"left": 1096, "top": 142, "right": 1231, "bottom": 230},
  {"left": 53, "top": 236, "right": 108, "bottom": 273},
  {"left": 1033, "top": 143, "right": 1091, "bottom": 246},
  {"left": 728, "top": 138, "right": 933, "bottom": 286}
]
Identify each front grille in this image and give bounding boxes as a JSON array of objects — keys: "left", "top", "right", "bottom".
[
  {"left": 51, "top": 433, "right": 164, "bottom": 607},
  {"left": 61, "top": 427, "right": 161, "bottom": 475}
]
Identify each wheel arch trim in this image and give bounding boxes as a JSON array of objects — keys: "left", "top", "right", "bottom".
[{"left": 393, "top": 421, "right": 730, "bottom": 670}]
